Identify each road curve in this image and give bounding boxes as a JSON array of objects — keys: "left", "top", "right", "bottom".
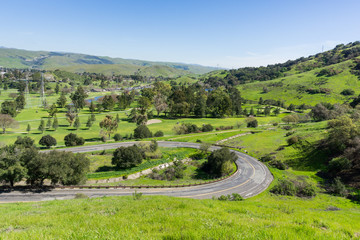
[{"left": 0, "top": 141, "right": 273, "bottom": 202}]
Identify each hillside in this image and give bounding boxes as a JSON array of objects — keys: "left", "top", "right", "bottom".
[
  {"left": 203, "top": 41, "right": 360, "bottom": 105},
  {"left": 0, "top": 47, "right": 220, "bottom": 76}
]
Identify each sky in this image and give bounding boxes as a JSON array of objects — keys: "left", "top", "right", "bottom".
[{"left": 0, "top": 0, "right": 360, "bottom": 68}]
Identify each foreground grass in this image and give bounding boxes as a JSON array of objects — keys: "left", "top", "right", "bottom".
[{"left": 0, "top": 193, "right": 359, "bottom": 239}]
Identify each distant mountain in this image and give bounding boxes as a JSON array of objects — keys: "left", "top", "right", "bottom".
[{"left": 0, "top": 47, "right": 222, "bottom": 76}]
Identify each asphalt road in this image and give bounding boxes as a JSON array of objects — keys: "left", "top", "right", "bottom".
[{"left": 0, "top": 141, "right": 273, "bottom": 202}]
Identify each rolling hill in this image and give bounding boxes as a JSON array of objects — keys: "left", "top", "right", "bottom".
[
  {"left": 203, "top": 41, "right": 360, "bottom": 106},
  {"left": 0, "top": 47, "right": 220, "bottom": 76}
]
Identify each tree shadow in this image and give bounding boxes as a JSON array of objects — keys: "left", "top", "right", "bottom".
[{"left": 95, "top": 165, "right": 117, "bottom": 172}]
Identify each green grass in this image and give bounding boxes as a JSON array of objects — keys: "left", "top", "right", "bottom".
[
  {"left": 0, "top": 193, "right": 359, "bottom": 239},
  {"left": 240, "top": 60, "right": 360, "bottom": 105},
  {"left": 87, "top": 147, "right": 197, "bottom": 180}
]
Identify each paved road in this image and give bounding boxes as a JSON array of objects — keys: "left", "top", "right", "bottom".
[{"left": 0, "top": 141, "right": 273, "bottom": 202}]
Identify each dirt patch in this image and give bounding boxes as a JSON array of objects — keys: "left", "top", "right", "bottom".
[{"left": 146, "top": 119, "right": 162, "bottom": 125}]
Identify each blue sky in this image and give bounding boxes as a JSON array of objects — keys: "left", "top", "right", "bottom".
[{"left": 1, "top": 0, "right": 360, "bottom": 68}]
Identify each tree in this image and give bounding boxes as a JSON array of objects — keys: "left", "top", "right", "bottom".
[
  {"left": 15, "top": 94, "right": 26, "bottom": 110},
  {"left": 134, "top": 125, "right": 152, "bottom": 139},
  {"left": 38, "top": 119, "right": 45, "bottom": 133},
  {"left": 0, "top": 145, "right": 27, "bottom": 187},
  {"left": 101, "top": 95, "right": 115, "bottom": 111},
  {"left": 194, "top": 93, "right": 207, "bottom": 118},
  {"left": 26, "top": 123, "right": 31, "bottom": 134},
  {"left": 90, "top": 113, "right": 96, "bottom": 122},
  {"left": 86, "top": 116, "right": 93, "bottom": 129},
  {"left": 70, "top": 86, "right": 88, "bottom": 110},
  {"left": 154, "top": 93, "right": 168, "bottom": 117},
  {"left": 46, "top": 118, "right": 52, "bottom": 129},
  {"left": 0, "top": 114, "right": 18, "bottom": 134},
  {"left": 48, "top": 103, "right": 58, "bottom": 117},
  {"left": 115, "top": 113, "right": 120, "bottom": 123},
  {"left": 99, "top": 115, "right": 118, "bottom": 139},
  {"left": 203, "top": 148, "right": 237, "bottom": 177},
  {"left": 282, "top": 114, "right": 299, "bottom": 124},
  {"left": 89, "top": 101, "right": 96, "bottom": 113},
  {"left": 66, "top": 106, "right": 76, "bottom": 126},
  {"left": 52, "top": 117, "right": 58, "bottom": 130},
  {"left": 112, "top": 145, "right": 144, "bottom": 169},
  {"left": 273, "top": 108, "right": 280, "bottom": 116},
  {"left": 264, "top": 106, "right": 271, "bottom": 116},
  {"left": 55, "top": 83, "right": 60, "bottom": 94},
  {"left": 137, "top": 96, "right": 152, "bottom": 114},
  {"left": 250, "top": 107, "right": 255, "bottom": 116},
  {"left": 23, "top": 149, "right": 48, "bottom": 186},
  {"left": 39, "top": 135, "right": 57, "bottom": 148},
  {"left": 1, "top": 100, "right": 17, "bottom": 117},
  {"left": 206, "top": 88, "right": 232, "bottom": 118},
  {"left": 14, "top": 136, "right": 34, "bottom": 148},
  {"left": 57, "top": 92, "right": 67, "bottom": 108},
  {"left": 46, "top": 151, "right": 89, "bottom": 185},
  {"left": 64, "top": 133, "right": 85, "bottom": 147},
  {"left": 73, "top": 116, "right": 80, "bottom": 130},
  {"left": 258, "top": 97, "right": 264, "bottom": 105}
]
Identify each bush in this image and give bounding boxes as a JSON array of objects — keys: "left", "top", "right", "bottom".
[
  {"left": 101, "top": 136, "right": 107, "bottom": 142},
  {"left": 340, "top": 89, "right": 355, "bottom": 96},
  {"left": 328, "top": 157, "right": 352, "bottom": 173},
  {"left": 245, "top": 117, "right": 258, "bottom": 128},
  {"left": 64, "top": 133, "right": 85, "bottom": 147},
  {"left": 217, "top": 193, "right": 243, "bottom": 201},
  {"left": 287, "top": 136, "right": 299, "bottom": 145},
  {"left": 285, "top": 130, "right": 296, "bottom": 137},
  {"left": 330, "top": 177, "right": 348, "bottom": 197},
  {"left": 112, "top": 145, "right": 144, "bottom": 169},
  {"left": 271, "top": 179, "right": 296, "bottom": 196},
  {"left": 134, "top": 125, "right": 152, "bottom": 139},
  {"left": 282, "top": 125, "right": 292, "bottom": 130},
  {"left": 201, "top": 124, "right": 214, "bottom": 132},
  {"left": 269, "top": 159, "right": 287, "bottom": 170},
  {"left": 260, "top": 154, "right": 275, "bottom": 162},
  {"left": 39, "top": 135, "right": 57, "bottom": 148},
  {"left": 154, "top": 130, "right": 164, "bottom": 137},
  {"left": 113, "top": 133, "right": 123, "bottom": 141}
]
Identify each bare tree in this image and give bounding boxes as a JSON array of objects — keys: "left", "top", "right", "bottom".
[{"left": 0, "top": 114, "right": 19, "bottom": 134}]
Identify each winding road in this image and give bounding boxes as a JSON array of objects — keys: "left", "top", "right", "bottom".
[{"left": 0, "top": 141, "right": 273, "bottom": 202}]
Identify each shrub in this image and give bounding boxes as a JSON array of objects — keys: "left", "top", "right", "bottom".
[
  {"left": 74, "top": 193, "right": 89, "bottom": 199},
  {"left": 201, "top": 124, "right": 214, "bottom": 132},
  {"left": 154, "top": 130, "right": 164, "bottom": 137},
  {"left": 134, "top": 125, "right": 152, "bottom": 139},
  {"left": 330, "top": 177, "right": 348, "bottom": 197},
  {"left": 340, "top": 89, "right": 355, "bottom": 96},
  {"left": 64, "top": 133, "right": 85, "bottom": 147},
  {"left": 203, "top": 148, "right": 237, "bottom": 177},
  {"left": 217, "top": 193, "right": 243, "bottom": 201},
  {"left": 113, "top": 133, "right": 123, "bottom": 141},
  {"left": 271, "top": 179, "right": 296, "bottom": 196},
  {"left": 39, "top": 135, "right": 57, "bottom": 148},
  {"left": 149, "top": 139, "right": 158, "bottom": 152},
  {"left": 245, "top": 117, "right": 258, "bottom": 128},
  {"left": 260, "top": 154, "right": 275, "bottom": 162},
  {"left": 101, "top": 136, "right": 107, "bottom": 142},
  {"left": 132, "top": 190, "right": 143, "bottom": 200},
  {"left": 296, "top": 182, "right": 316, "bottom": 197},
  {"left": 269, "top": 159, "right": 287, "bottom": 170},
  {"left": 287, "top": 136, "right": 299, "bottom": 145},
  {"left": 285, "top": 130, "right": 296, "bottom": 137},
  {"left": 282, "top": 125, "right": 292, "bottom": 130},
  {"left": 328, "top": 157, "right": 352, "bottom": 173}
]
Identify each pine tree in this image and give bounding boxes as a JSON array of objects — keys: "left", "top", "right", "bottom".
[
  {"left": 26, "top": 123, "right": 31, "bottom": 134},
  {"left": 74, "top": 116, "right": 80, "bottom": 130},
  {"left": 115, "top": 113, "right": 120, "bottom": 123},
  {"left": 46, "top": 118, "right": 52, "bottom": 129},
  {"left": 91, "top": 113, "right": 96, "bottom": 122},
  {"left": 52, "top": 117, "right": 59, "bottom": 130},
  {"left": 38, "top": 119, "right": 45, "bottom": 133},
  {"left": 86, "top": 116, "right": 93, "bottom": 129}
]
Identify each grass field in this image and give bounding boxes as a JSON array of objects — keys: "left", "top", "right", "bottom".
[
  {"left": 239, "top": 60, "right": 360, "bottom": 105},
  {"left": 0, "top": 190, "right": 359, "bottom": 239}
]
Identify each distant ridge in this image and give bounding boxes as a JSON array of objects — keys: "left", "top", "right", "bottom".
[{"left": 0, "top": 47, "right": 222, "bottom": 76}]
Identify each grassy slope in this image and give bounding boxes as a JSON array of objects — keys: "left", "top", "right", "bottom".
[
  {"left": 0, "top": 192, "right": 359, "bottom": 239},
  {"left": 240, "top": 60, "right": 360, "bottom": 105}
]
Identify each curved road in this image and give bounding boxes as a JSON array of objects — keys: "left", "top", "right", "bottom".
[{"left": 0, "top": 141, "right": 273, "bottom": 202}]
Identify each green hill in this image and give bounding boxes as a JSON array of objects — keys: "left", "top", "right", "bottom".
[
  {"left": 203, "top": 41, "right": 360, "bottom": 105},
  {"left": 0, "top": 47, "right": 220, "bottom": 76}
]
